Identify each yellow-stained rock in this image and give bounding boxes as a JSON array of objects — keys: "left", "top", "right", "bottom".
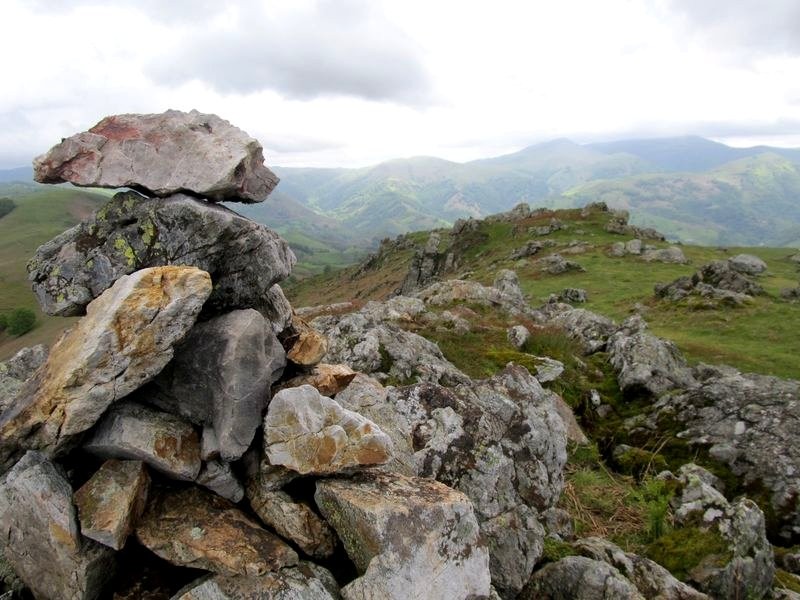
[
  {"left": 285, "top": 316, "right": 328, "bottom": 367},
  {"left": 277, "top": 363, "right": 357, "bottom": 397}
]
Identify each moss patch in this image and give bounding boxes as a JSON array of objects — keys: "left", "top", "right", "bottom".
[{"left": 646, "top": 526, "right": 732, "bottom": 581}]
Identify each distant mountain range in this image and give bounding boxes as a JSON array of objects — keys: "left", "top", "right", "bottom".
[{"left": 5, "top": 135, "right": 800, "bottom": 250}]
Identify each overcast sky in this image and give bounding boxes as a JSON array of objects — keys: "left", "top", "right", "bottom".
[{"left": 2, "top": 0, "right": 800, "bottom": 168}]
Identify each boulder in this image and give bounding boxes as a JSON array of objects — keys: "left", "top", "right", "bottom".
[
  {"left": 533, "top": 356, "right": 566, "bottom": 383},
  {"left": 278, "top": 363, "right": 358, "bottom": 397},
  {"left": 246, "top": 486, "right": 336, "bottom": 559},
  {"left": 694, "top": 260, "right": 764, "bottom": 296},
  {"left": 609, "top": 241, "right": 626, "bottom": 257},
  {"left": 553, "top": 396, "right": 589, "bottom": 445},
  {"left": 493, "top": 269, "right": 525, "bottom": 304},
  {"left": 83, "top": 402, "right": 201, "bottom": 481},
  {"left": 0, "top": 344, "right": 48, "bottom": 413},
  {"left": 729, "top": 253, "right": 767, "bottom": 275},
  {"left": 781, "top": 286, "right": 800, "bottom": 302},
  {"left": 336, "top": 364, "right": 567, "bottom": 596},
  {"left": 543, "top": 305, "right": 616, "bottom": 354},
  {"left": 536, "top": 253, "right": 585, "bottom": 275},
  {"left": 28, "top": 192, "right": 294, "bottom": 317},
  {"left": 0, "top": 266, "right": 211, "bottom": 470},
  {"left": 33, "top": 110, "right": 278, "bottom": 202},
  {"left": 196, "top": 460, "right": 244, "bottom": 503},
  {"left": 573, "top": 537, "right": 708, "bottom": 599},
  {"left": 151, "top": 308, "right": 286, "bottom": 460},
  {"left": 284, "top": 316, "right": 328, "bottom": 367},
  {"left": 172, "top": 564, "right": 340, "bottom": 600},
  {"left": 510, "top": 241, "right": 544, "bottom": 259},
  {"left": 74, "top": 459, "right": 150, "bottom": 550},
  {"left": 400, "top": 232, "right": 445, "bottom": 294},
  {"left": 520, "top": 556, "right": 644, "bottom": 599},
  {"left": 642, "top": 372, "right": 800, "bottom": 540},
  {"left": 136, "top": 487, "right": 298, "bottom": 576},
  {"left": 263, "top": 385, "right": 392, "bottom": 475},
  {"left": 560, "top": 287, "right": 588, "bottom": 303},
  {"left": 507, "top": 325, "right": 531, "bottom": 350},
  {"left": 641, "top": 246, "right": 688, "bottom": 264},
  {"left": 315, "top": 471, "right": 491, "bottom": 600},
  {"left": 625, "top": 239, "right": 643, "bottom": 255},
  {"left": 0, "top": 452, "right": 115, "bottom": 600}
]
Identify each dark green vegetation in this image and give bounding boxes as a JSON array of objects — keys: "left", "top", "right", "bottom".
[
  {"left": 267, "top": 136, "right": 800, "bottom": 251},
  {"left": 0, "top": 184, "right": 107, "bottom": 359},
  {"left": 0, "top": 198, "right": 15, "bottom": 219},
  {"left": 2, "top": 308, "right": 36, "bottom": 336}
]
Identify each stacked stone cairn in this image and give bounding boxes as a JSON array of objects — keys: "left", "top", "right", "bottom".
[{"left": 0, "top": 111, "right": 497, "bottom": 599}]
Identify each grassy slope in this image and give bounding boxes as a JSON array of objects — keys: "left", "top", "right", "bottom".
[
  {"left": 0, "top": 188, "right": 108, "bottom": 360},
  {"left": 288, "top": 207, "right": 800, "bottom": 379}
]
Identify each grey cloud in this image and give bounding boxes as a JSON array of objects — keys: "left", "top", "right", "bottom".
[
  {"left": 145, "top": 1, "right": 432, "bottom": 105},
  {"left": 29, "top": 0, "right": 224, "bottom": 22},
  {"left": 666, "top": 0, "right": 800, "bottom": 55}
]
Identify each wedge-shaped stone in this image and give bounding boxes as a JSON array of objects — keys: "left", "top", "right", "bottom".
[
  {"left": 197, "top": 460, "right": 244, "bottom": 503},
  {"left": 83, "top": 402, "right": 201, "bottom": 481},
  {"left": 153, "top": 309, "right": 286, "bottom": 460},
  {"left": 315, "top": 471, "right": 491, "bottom": 600},
  {"left": 264, "top": 385, "right": 392, "bottom": 475},
  {"left": 173, "top": 563, "right": 339, "bottom": 600},
  {"left": 28, "top": 192, "right": 294, "bottom": 317},
  {"left": 33, "top": 110, "right": 278, "bottom": 202},
  {"left": 285, "top": 317, "right": 328, "bottom": 367},
  {"left": 0, "top": 266, "right": 211, "bottom": 470},
  {"left": 278, "top": 363, "right": 357, "bottom": 397},
  {"left": 74, "top": 459, "right": 150, "bottom": 550},
  {"left": 136, "top": 487, "right": 298, "bottom": 576},
  {"left": 0, "top": 452, "right": 115, "bottom": 600}
]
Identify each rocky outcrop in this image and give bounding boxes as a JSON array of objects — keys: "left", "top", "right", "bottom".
[
  {"left": 83, "top": 402, "right": 201, "bottom": 481},
  {"left": 542, "top": 303, "right": 617, "bottom": 354},
  {"left": 278, "top": 363, "right": 357, "bottom": 396},
  {"left": 511, "top": 240, "right": 544, "bottom": 259},
  {"left": 0, "top": 266, "right": 210, "bottom": 469},
  {"left": 33, "top": 110, "right": 278, "bottom": 202},
  {"left": 655, "top": 258, "right": 764, "bottom": 305},
  {"left": 520, "top": 556, "right": 644, "bottom": 599},
  {"left": 336, "top": 364, "right": 567, "bottom": 596},
  {"left": 136, "top": 487, "right": 298, "bottom": 576},
  {"left": 639, "top": 371, "right": 800, "bottom": 540},
  {"left": 73, "top": 459, "right": 150, "bottom": 550},
  {"left": 535, "top": 253, "right": 585, "bottom": 275},
  {"left": 641, "top": 246, "right": 688, "bottom": 264},
  {"left": 493, "top": 269, "right": 525, "bottom": 304},
  {"left": 28, "top": 192, "right": 294, "bottom": 317},
  {"left": 0, "top": 345, "right": 47, "bottom": 413},
  {"left": 151, "top": 308, "right": 286, "bottom": 461},
  {"left": 0, "top": 452, "right": 115, "bottom": 600},
  {"left": 508, "top": 324, "right": 531, "bottom": 349},
  {"left": 605, "top": 212, "right": 665, "bottom": 240},
  {"left": 263, "top": 385, "right": 392, "bottom": 475},
  {"left": 316, "top": 471, "right": 491, "bottom": 600},
  {"left": 729, "top": 253, "right": 767, "bottom": 275}
]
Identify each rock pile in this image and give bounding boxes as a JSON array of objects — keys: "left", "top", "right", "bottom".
[
  {"left": 0, "top": 112, "right": 503, "bottom": 599},
  {"left": 655, "top": 255, "right": 766, "bottom": 305}
]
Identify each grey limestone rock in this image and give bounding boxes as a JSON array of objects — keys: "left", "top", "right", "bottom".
[
  {"left": 507, "top": 325, "right": 531, "bottom": 350},
  {"left": 33, "top": 110, "right": 278, "bottom": 202},
  {"left": 0, "top": 345, "right": 48, "bottom": 413},
  {"left": 542, "top": 304, "right": 617, "bottom": 354},
  {"left": 729, "top": 253, "right": 767, "bottom": 275},
  {"left": 83, "top": 402, "right": 201, "bottom": 481},
  {"left": 520, "top": 556, "right": 644, "bottom": 600},
  {"left": 559, "top": 287, "right": 588, "bottom": 303},
  {"left": 0, "top": 452, "right": 116, "bottom": 600},
  {"left": 28, "top": 191, "right": 295, "bottom": 317},
  {"left": 536, "top": 253, "right": 585, "bottom": 275},
  {"left": 196, "top": 460, "right": 245, "bottom": 503},
  {"left": 152, "top": 308, "right": 286, "bottom": 461},
  {"left": 695, "top": 260, "right": 764, "bottom": 296},
  {"left": 493, "top": 269, "right": 525, "bottom": 304},
  {"left": 641, "top": 246, "right": 689, "bottom": 264},
  {"left": 315, "top": 471, "right": 491, "bottom": 600}
]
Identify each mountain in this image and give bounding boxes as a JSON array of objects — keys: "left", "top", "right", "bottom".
[{"left": 0, "top": 166, "right": 33, "bottom": 183}]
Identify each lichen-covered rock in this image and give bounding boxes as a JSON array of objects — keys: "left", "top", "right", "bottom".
[
  {"left": 535, "top": 253, "right": 585, "bottom": 275},
  {"left": 0, "top": 266, "right": 211, "bottom": 470},
  {"left": 560, "top": 287, "right": 588, "bottom": 303},
  {"left": 33, "top": 110, "right": 278, "bottom": 202},
  {"left": 83, "top": 402, "right": 201, "bottom": 481},
  {"left": 520, "top": 556, "right": 644, "bottom": 600},
  {"left": 695, "top": 260, "right": 764, "bottom": 296},
  {"left": 511, "top": 240, "right": 544, "bottom": 259},
  {"left": 400, "top": 232, "right": 445, "bottom": 294},
  {"left": 336, "top": 364, "right": 567, "bottom": 597},
  {"left": 136, "top": 487, "right": 298, "bottom": 576},
  {"left": 542, "top": 304, "right": 617, "bottom": 354},
  {"left": 728, "top": 254, "right": 767, "bottom": 275},
  {"left": 668, "top": 464, "right": 774, "bottom": 599},
  {"left": 264, "top": 385, "right": 392, "bottom": 475},
  {"left": 641, "top": 246, "right": 689, "bottom": 264},
  {"left": 607, "top": 319, "right": 696, "bottom": 398},
  {"left": 493, "top": 269, "right": 525, "bottom": 304},
  {"left": 28, "top": 192, "right": 294, "bottom": 317},
  {"left": 173, "top": 563, "right": 340, "bottom": 600},
  {"left": 641, "top": 372, "right": 800, "bottom": 539},
  {"left": 0, "top": 345, "right": 48, "bottom": 413},
  {"left": 151, "top": 308, "right": 286, "bottom": 461},
  {"left": 573, "top": 537, "right": 708, "bottom": 599},
  {"left": 412, "top": 279, "right": 540, "bottom": 320},
  {"left": 0, "top": 452, "right": 116, "bottom": 600},
  {"left": 507, "top": 325, "right": 531, "bottom": 350},
  {"left": 315, "top": 471, "right": 491, "bottom": 600},
  {"left": 278, "top": 363, "right": 357, "bottom": 397},
  {"left": 246, "top": 486, "right": 336, "bottom": 559},
  {"left": 74, "top": 459, "right": 150, "bottom": 550}
]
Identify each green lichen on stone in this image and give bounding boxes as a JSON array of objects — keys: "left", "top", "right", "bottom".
[
  {"left": 49, "top": 265, "right": 60, "bottom": 278},
  {"left": 56, "top": 293, "right": 65, "bottom": 303},
  {"left": 140, "top": 218, "right": 156, "bottom": 246},
  {"left": 96, "top": 203, "right": 110, "bottom": 222},
  {"left": 122, "top": 195, "right": 136, "bottom": 211},
  {"left": 85, "top": 259, "right": 94, "bottom": 269},
  {"left": 114, "top": 237, "right": 137, "bottom": 267}
]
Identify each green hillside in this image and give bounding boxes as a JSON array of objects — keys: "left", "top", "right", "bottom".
[
  {"left": 288, "top": 205, "right": 800, "bottom": 379},
  {"left": 0, "top": 186, "right": 109, "bottom": 360}
]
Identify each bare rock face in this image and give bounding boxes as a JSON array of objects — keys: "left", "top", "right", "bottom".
[
  {"left": 278, "top": 363, "right": 357, "bottom": 397},
  {"left": 136, "top": 487, "right": 298, "bottom": 576},
  {"left": 0, "top": 266, "right": 211, "bottom": 470},
  {"left": 152, "top": 308, "right": 286, "bottom": 461},
  {"left": 0, "top": 452, "right": 116, "bottom": 600},
  {"left": 33, "top": 110, "right": 278, "bottom": 202},
  {"left": 83, "top": 402, "right": 201, "bottom": 481},
  {"left": 28, "top": 192, "right": 294, "bottom": 317},
  {"left": 74, "top": 459, "right": 150, "bottom": 551},
  {"left": 173, "top": 563, "right": 340, "bottom": 600},
  {"left": 0, "top": 344, "right": 48, "bottom": 413},
  {"left": 315, "top": 471, "right": 491, "bottom": 600},
  {"left": 520, "top": 556, "right": 644, "bottom": 600},
  {"left": 263, "top": 385, "right": 392, "bottom": 475}
]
